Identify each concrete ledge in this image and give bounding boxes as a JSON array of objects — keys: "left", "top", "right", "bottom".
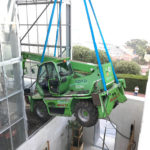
[
  {"left": 17, "top": 117, "right": 70, "bottom": 150},
  {"left": 126, "top": 94, "right": 145, "bottom": 101}
]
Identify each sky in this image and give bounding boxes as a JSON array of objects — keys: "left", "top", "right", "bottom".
[{"left": 71, "top": 0, "right": 150, "bottom": 47}]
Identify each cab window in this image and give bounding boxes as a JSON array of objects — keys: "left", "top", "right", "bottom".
[
  {"left": 47, "top": 63, "right": 58, "bottom": 79},
  {"left": 38, "top": 63, "right": 58, "bottom": 84},
  {"left": 57, "top": 62, "right": 73, "bottom": 77},
  {"left": 38, "top": 65, "right": 47, "bottom": 84}
]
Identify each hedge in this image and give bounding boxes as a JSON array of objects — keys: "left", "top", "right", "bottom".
[{"left": 117, "top": 74, "right": 148, "bottom": 94}]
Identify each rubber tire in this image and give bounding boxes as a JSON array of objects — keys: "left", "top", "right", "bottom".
[
  {"left": 74, "top": 101, "right": 98, "bottom": 127},
  {"left": 34, "top": 101, "right": 50, "bottom": 122}
]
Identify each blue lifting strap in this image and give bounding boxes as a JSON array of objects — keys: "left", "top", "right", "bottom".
[
  {"left": 83, "top": 0, "right": 107, "bottom": 91},
  {"left": 88, "top": 0, "right": 119, "bottom": 84},
  {"left": 54, "top": 0, "right": 62, "bottom": 57},
  {"left": 41, "top": 0, "right": 57, "bottom": 63}
]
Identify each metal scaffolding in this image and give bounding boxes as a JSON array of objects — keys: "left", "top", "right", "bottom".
[{"left": 16, "top": 0, "right": 71, "bottom": 58}]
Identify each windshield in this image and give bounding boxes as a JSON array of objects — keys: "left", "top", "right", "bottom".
[{"left": 57, "top": 61, "right": 73, "bottom": 77}]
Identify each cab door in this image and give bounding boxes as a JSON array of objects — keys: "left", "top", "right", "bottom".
[
  {"left": 37, "top": 62, "right": 59, "bottom": 96},
  {"left": 57, "top": 61, "right": 73, "bottom": 94}
]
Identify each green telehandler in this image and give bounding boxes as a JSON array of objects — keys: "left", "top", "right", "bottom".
[
  {"left": 22, "top": 0, "right": 127, "bottom": 127},
  {"left": 22, "top": 52, "right": 127, "bottom": 127}
]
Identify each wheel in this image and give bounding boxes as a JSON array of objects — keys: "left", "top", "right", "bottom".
[
  {"left": 34, "top": 101, "right": 50, "bottom": 122},
  {"left": 74, "top": 101, "right": 98, "bottom": 127}
]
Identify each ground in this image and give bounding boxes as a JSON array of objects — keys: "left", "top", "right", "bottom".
[{"left": 26, "top": 108, "right": 54, "bottom": 136}]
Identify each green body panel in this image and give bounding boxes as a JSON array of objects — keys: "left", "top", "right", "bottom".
[
  {"left": 58, "top": 75, "right": 73, "bottom": 94},
  {"left": 44, "top": 97, "right": 73, "bottom": 116},
  {"left": 70, "top": 61, "right": 97, "bottom": 73},
  {"left": 97, "top": 81, "right": 127, "bottom": 118},
  {"left": 102, "top": 63, "right": 115, "bottom": 86},
  {"left": 22, "top": 52, "right": 127, "bottom": 119},
  {"left": 22, "top": 51, "right": 69, "bottom": 64}
]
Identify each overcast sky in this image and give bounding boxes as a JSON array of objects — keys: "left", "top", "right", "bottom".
[{"left": 71, "top": 0, "right": 150, "bottom": 46}]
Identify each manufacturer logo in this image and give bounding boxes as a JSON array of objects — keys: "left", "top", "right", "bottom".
[
  {"left": 110, "top": 93, "right": 120, "bottom": 102},
  {"left": 75, "top": 79, "right": 87, "bottom": 83}
]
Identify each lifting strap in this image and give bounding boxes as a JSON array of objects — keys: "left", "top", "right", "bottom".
[
  {"left": 83, "top": 0, "right": 107, "bottom": 91},
  {"left": 41, "top": 0, "right": 57, "bottom": 63}
]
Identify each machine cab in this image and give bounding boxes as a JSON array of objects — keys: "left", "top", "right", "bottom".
[{"left": 36, "top": 60, "right": 73, "bottom": 96}]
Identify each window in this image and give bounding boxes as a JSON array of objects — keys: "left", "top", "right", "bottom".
[
  {"left": 38, "top": 63, "right": 58, "bottom": 84},
  {"left": 46, "top": 63, "right": 58, "bottom": 79},
  {"left": 57, "top": 61, "right": 73, "bottom": 77},
  {"left": 0, "top": 100, "right": 9, "bottom": 132},
  {"left": 38, "top": 65, "right": 47, "bottom": 84},
  {"left": 0, "top": 66, "right": 6, "bottom": 99},
  {"left": 0, "top": 129, "right": 11, "bottom": 150},
  {"left": 0, "top": 44, "right": 2, "bottom": 62},
  {"left": 4, "top": 63, "right": 22, "bottom": 96},
  {"left": 8, "top": 93, "right": 24, "bottom": 124},
  {"left": 11, "top": 119, "right": 26, "bottom": 149},
  {"left": 1, "top": 26, "right": 19, "bottom": 61}
]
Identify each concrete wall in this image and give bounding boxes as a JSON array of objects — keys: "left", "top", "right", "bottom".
[
  {"left": 110, "top": 95, "right": 144, "bottom": 150},
  {"left": 17, "top": 96, "right": 144, "bottom": 150},
  {"left": 83, "top": 95, "right": 144, "bottom": 150},
  {"left": 138, "top": 70, "right": 150, "bottom": 150},
  {"left": 17, "top": 117, "right": 70, "bottom": 150}
]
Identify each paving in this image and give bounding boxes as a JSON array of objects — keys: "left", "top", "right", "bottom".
[{"left": 125, "top": 91, "right": 145, "bottom": 98}]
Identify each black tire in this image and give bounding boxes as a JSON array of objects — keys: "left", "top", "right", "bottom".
[
  {"left": 34, "top": 101, "right": 50, "bottom": 122},
  {"left": 74, "top": 101, "right": 98, "bottom": 127}
]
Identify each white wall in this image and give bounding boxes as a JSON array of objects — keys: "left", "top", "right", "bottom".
[
  {"left": 138, "top": 70, "right": 150, "bottom": 150},
  {"left": 17, "top": 117, "right": 70, "bottom": 150},
  {"left": 110, "top": 95, "right": 144, "bottom": 150},
  {"left": 83, "top": 96, "right": 144, "bottom": 150}
]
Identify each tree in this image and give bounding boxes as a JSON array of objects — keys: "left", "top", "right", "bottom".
[
  {"left": 114, "top": 60, "right": 141, "bottom": 75},
  {"left": 146, "top": 46, "right": 150, "bottom": 54},
  {"left": 132, "top": 57, "right": 147, "bottom": 65},
  {"left": 126, "top": 39, "right": 148, "bottom": 58},
  {"left": 72, "top": 46, "right": 108, "bottom": 64}
]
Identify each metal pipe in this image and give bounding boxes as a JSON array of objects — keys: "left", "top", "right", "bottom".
[
  {"left": 19, "top": 23, "right": 70, "bottom": 26},
  {"left": 35, "top": 2, "right": 40, "bottom": 53},
  {"left": 16, "top": 1, "right": 60, "bottom": 6},
  {"left": 21, "top": 43, "right": 66, "bottom": 48},
  {"left": 54, "top": 0, "right": 62, "bottom": 57}
]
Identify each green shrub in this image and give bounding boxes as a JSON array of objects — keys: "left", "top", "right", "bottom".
[
  {"left": 114, "top": 60, "right": 141, "bottom": 75},
  {"left": 117, "top": 74, "right": 148, "bottom": 94},
  {"left": 72, "top": 46, "right": 108, "bottom": 64}
]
